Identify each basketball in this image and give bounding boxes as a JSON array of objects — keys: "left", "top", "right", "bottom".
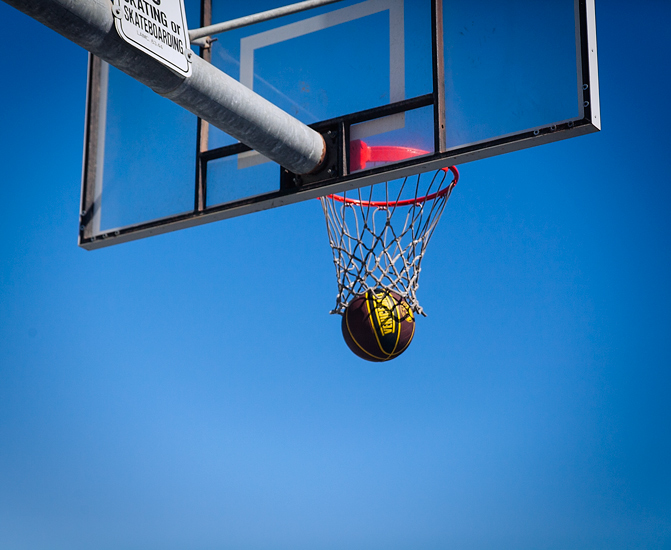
[{"left": 341, "top": 289, "right": 415, "bottom": 362}]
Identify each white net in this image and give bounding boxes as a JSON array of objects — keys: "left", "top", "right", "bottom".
[{"left": 320, "top": 167, "right": 458, "bottom": 316}]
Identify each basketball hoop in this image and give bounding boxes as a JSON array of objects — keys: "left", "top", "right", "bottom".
[{"left": 320, "top": 140, "right": 459, "bottom": 316}]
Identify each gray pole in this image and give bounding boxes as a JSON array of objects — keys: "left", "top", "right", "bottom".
[
  {"left": 3, "top": 0, "right": 325, "bottom": 175},
  {"left": 189, "top": 0, "right": 343, "bottom": 41}
]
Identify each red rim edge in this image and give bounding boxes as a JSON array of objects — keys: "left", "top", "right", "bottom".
[{"left": 326, "top": 140, "right": 459, "bottom": 207}]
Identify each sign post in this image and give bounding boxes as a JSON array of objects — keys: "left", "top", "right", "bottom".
[{"left": 113, "top": 0, "right": 192, "bottom": 77}]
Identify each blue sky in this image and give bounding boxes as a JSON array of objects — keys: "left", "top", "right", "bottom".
[{"left": 1, "top": 1, "right": 670, "bottom": 550}]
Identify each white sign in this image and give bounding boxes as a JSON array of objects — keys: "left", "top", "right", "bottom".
[{"left": 113, "top": 0, "right": 192, "bottom": 77}]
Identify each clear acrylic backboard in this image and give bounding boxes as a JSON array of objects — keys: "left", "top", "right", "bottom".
[{"left": 79, "top": 0, "right": 599, "bottom": 249}]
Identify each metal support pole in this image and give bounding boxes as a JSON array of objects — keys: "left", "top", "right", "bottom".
[
  {"left": 189, "top": 0, "right": 344, "bottom": 41},
  {"left": 3, "top": 0, "right": 325, "bottom": 175},
  {"left": 195, "top": 0, "right": 212, "bottom": 212}
]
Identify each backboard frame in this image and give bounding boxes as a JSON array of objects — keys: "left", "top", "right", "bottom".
[{"left": 79, "top": 0, "right": 600, "bottom": 250}]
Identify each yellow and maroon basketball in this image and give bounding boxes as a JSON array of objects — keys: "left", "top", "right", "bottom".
[{"left": 341, "top": 289, "right": 415, "bottom": 362}]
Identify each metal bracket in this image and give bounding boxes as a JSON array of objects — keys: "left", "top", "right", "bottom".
[{"left": 280, "top": 123, "right": 344, "bottom": 190}]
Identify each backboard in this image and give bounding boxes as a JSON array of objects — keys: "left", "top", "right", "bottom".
[{"left": 79, "top": 0, "right": 599, "bottom": 249}]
